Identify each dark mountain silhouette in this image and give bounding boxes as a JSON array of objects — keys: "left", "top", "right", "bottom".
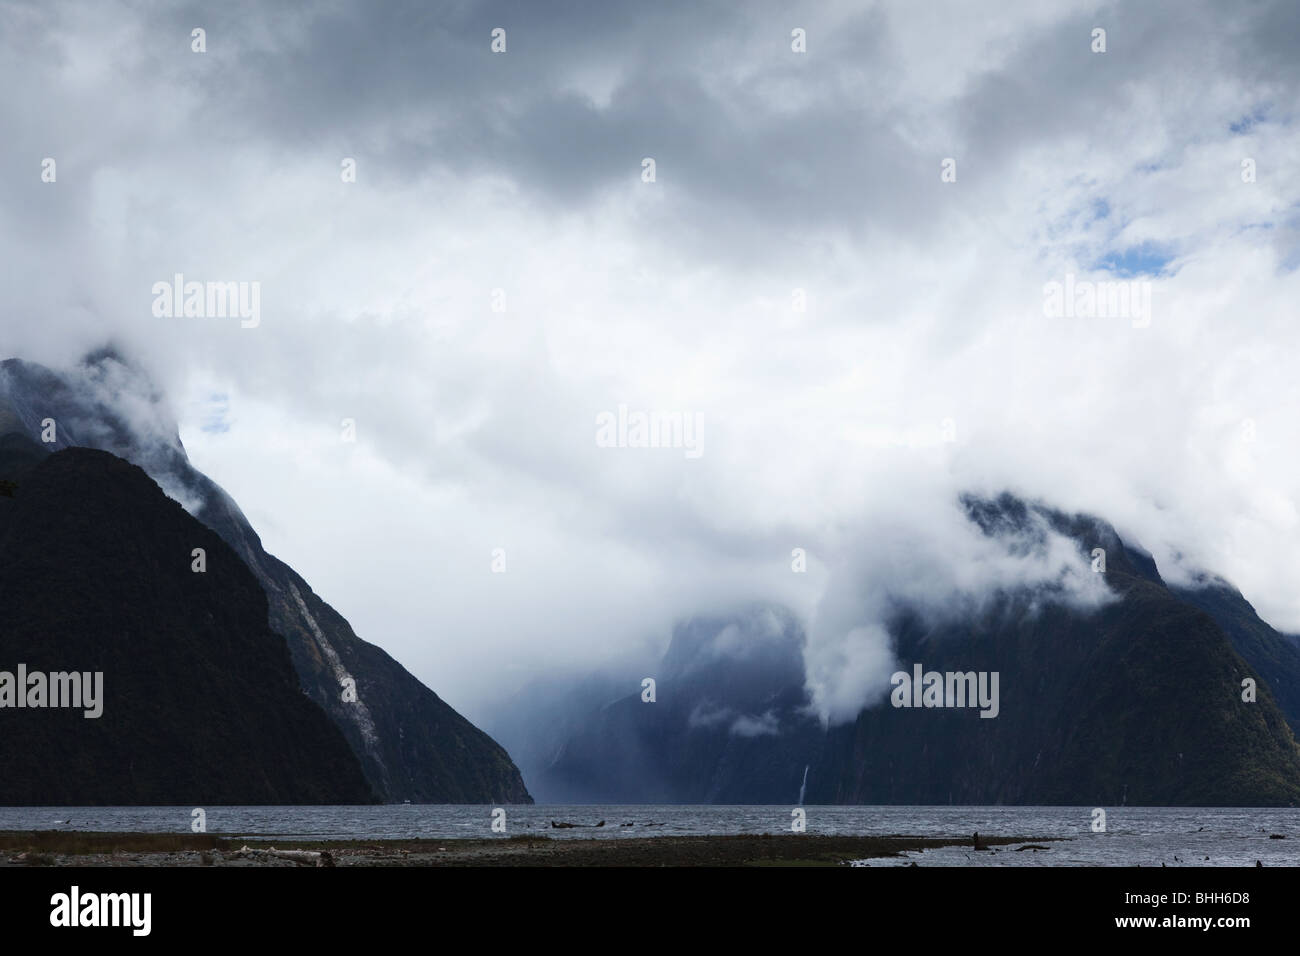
[
  {"left": 0, "top": 353, "right": 530, "bottom": 804},
  {"left": 0, "top": 446, "right": 374, "bottom": 805}
]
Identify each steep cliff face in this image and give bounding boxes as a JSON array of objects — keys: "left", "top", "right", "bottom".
[
  {"left": 0, "top": 446, "right": 375, "bottom": 805},
  {"left": 191, "top": 481, "right": 530, "bottom": 803},
  {"left": 0, "top": 354, "right": 531, "bottom": 804}
]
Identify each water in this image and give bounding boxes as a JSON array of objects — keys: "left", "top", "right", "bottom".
[{"left": 1, "top": 805, "right": 1296, "bottom": 865}]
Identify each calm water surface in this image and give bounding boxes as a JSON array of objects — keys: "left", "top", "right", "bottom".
[{"left": 1, "top": 805, "right": 1296, "bottom": 866}]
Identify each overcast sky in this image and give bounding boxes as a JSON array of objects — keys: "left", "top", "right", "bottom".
[{"left": 3, "top": 0, "right": 1299, "bottom": 725}]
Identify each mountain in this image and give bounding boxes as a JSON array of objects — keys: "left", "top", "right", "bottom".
[
  {"left": 1170, "top": 579, "right": 1300, "bottom": 735},
  {"left": 0, "top": 445, "right": 374, "bottom": 804},
  {"left": 534, "top": 494, "right": 1300, "bottom": 806},
  {"left": 812, "top": 494, "right": 1300, "bottom": 805},
  {"left": 0, "top": 353, "right": 531, "bottom": 804},
  {"left": 484, "top": 669, "right": 636, "bottom": 804},
  {"left": 12, "top": 351, "right": 1295, "bottom": 807},
  {"left": 535, "top": 606, "right": 823, "bottom": 803}
]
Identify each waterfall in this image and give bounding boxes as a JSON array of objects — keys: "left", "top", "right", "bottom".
[{"left": 797, "top": 764, "right": 809, "bottom": 806}]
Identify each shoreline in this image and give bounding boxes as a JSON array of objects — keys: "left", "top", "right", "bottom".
[{"left": 0, "top": 830, "right": 1057, "bottom": 867}]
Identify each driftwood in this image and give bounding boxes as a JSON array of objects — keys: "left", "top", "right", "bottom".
[
  {"left": 236, "top": 845, "right": 334, "bottom": 867},
  {"left": 550, "top": 820, "right": 606, "bottom": 829}
]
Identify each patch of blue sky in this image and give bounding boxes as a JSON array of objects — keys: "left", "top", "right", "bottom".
[
  {"left": 199, "top": 393, "right": 231, "bottom": 434},
  {"left": 1277, "top": 208, "right": 1300, "bottom": 273},
  {"left": 1229, "top": 104, "right": 1271, "bottom": 135},
  {"left": 1093, "top": 242, "right": 1177, "bottom": 278}
]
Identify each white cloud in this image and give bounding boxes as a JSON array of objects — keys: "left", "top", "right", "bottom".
[{"left": 3, "top": 0, "right": 1300, "bottom": 727}]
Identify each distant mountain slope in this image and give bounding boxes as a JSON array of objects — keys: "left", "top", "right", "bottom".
[
  {"left": 485, "top": 670, "right": 635, "bottom": 803},
  {"left": 0, "top": 447, "right": 375, "bottom": 805},
  {"left": 538, "top": 606, "right": 823, "bottom": 803},
  {"left": 1171, "top": 580, "right": 1300, "bottom": 735},
  {"left": 0, "top": 353, "right": 531, "bottom": 804},
  {"left": 537, "top": 495, "right": 1300, "bottom": 806}
]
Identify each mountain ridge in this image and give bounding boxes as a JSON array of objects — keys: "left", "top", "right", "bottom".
[{"left": 0, "top": 353, "right": 531, "bottom": 804}]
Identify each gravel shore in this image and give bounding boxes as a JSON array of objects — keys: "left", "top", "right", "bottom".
[{"left": 0, "top": 830, "right": 1051, "bottom": 866}]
